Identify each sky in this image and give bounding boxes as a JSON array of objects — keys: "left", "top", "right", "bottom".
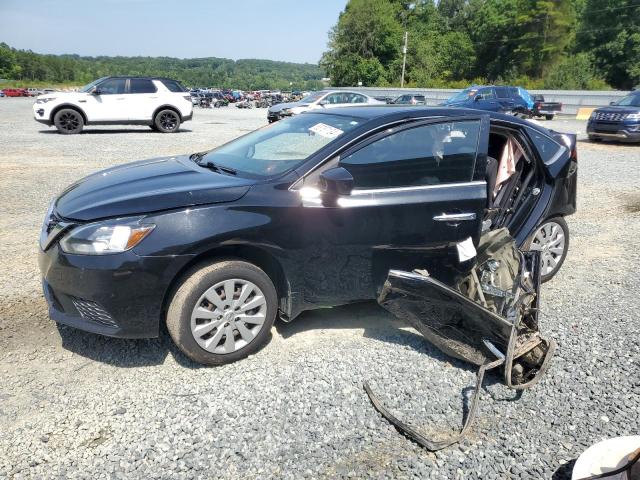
[{"left": 0, "top": 0, "right": 347, "bottom": 64}]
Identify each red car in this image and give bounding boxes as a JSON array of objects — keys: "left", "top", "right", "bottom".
[{"left": 2, "top": 88, "right": 28, "bottom": 97}]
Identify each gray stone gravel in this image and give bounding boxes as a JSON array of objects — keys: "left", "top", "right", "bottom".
[{"left": 0, "top": 98, "right": 638, "bottom": 479}]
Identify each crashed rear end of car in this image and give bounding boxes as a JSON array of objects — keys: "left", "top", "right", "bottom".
[{"left": 365, "top": 228, "right": 556, "bottom": 450}]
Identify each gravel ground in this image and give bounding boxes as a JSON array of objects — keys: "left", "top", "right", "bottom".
[{"left": 0, "top": 98, "right": 638, "bottom": 479}]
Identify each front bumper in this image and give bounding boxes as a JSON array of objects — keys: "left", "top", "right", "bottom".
[
  {"left": 39, "top": 244, "right": 192, "bottom": 338},
  {"left": 587, "top": 120, "right": 640, "bottom": 142},
  {"left": 33, "top": 103, "right": 52, "bottom": 125}
]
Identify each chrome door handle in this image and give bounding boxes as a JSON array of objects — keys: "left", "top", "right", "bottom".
[{"left": 433, "top": 212, "right": 477, "bottom": 222}]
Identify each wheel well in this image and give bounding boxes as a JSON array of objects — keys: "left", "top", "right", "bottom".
[
  {"left": 50, "top": 104, "right": 87, "bottom": 124},
  {"left": 161, "top": 245, "right": 289, "bottom": 321},
  {"left": 153, "top": 105, "right": 182, "bottom": 122}
]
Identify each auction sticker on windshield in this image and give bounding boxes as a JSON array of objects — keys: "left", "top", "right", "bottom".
[{"left": 309, "top": 123, "right": 344, "bottom": 139}]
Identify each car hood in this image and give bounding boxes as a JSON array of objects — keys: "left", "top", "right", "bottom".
[
  {"left": 593, "top": 106, "right": 640, "bottom": 115},
  {"left": 268, "top": 101, "right": 307, "bottom": 113},
  {"left": 55, "top": 155, "right": 254, "bottom": 221}
]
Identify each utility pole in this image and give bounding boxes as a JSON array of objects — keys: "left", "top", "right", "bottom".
[
  {"left": 400, "top": 3, "right": 415, "bottom": 88},
  {"left": 401, "top": 31, "right": 408, "bottom": 88}
]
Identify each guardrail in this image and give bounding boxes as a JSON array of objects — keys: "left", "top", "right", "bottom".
[{"left": 331, "top": 87, "right": 631, "bottom": 115}]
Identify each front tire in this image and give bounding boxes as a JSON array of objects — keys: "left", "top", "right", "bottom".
[
  {"left": 166, "top": 260, "right": 278, "bottom": 365},
  {"left": 53, "top": 108, "right": 84, "bottom": 134},
  {"left": 526, "top": 217, "right": 569, "bottom": 283},
  {"left": 154, "top": 109, "right": 181, "bottom": 133},
  {"left": 545, "top": 114, "right": 554, "bottom": 120}
]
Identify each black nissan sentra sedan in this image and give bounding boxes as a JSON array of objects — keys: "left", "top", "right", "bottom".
[{"left": 39, "top": 106, "right": 577, "bottom": 365}]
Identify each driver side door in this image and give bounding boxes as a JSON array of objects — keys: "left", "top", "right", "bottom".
[
  {"left": 297, "top": 115, "right": 490, "bottom": 305},
  {"left": 82, "top": 78, "right": 128, "bottom": 122}
]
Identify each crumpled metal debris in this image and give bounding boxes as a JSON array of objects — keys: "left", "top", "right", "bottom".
[{"left": 365, "top": 228, "right": 556, "bottom": 451}]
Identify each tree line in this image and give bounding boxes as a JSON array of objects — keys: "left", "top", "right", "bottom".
[
  {"left": 0, "top": 43, "right": 325, "bottom": 91},
  {"left": 321, "top": 0, "right": 640, "bottom": 90}
]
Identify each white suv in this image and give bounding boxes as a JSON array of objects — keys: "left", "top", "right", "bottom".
[{"left": 33, "top": 76, "right": 193, "bottom": 134}]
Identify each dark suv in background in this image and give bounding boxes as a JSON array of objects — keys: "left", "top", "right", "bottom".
[
  {"left": 442, "top": 85, "right": 533, "bottom": 115},
  {"left": 587, "top": 91, "right": 640, "bottom": 142}
]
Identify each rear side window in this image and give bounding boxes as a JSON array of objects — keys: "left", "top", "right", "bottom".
[
  {"left": 161, "top": 79, "right": 187, "bottom": 92},
  {"left": 527, "top": 128, "right": 564, "bottom": 163},
  {"left": 415, "top": 96, "right": 425, "bottom": 101},
  {"left": 129, "top": 79, "right": 157, "bottom": 94},
  {"left": 340, "top": 120, "right": 481, "bottom": 189}
]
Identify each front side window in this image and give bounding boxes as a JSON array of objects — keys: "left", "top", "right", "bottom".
[
  {"left": 79, "top": 77, "right": 108, "bottom": 93},
  {"left": 97, "top": 78, "right": 126, "bottom": 95},
  {"left": 447, "top": 87, "right": 478, "bottom": 103},
  {"left": 479, "top": 88, "right": 496, "bottom": 100},
  {"left": 339, "top": 120, "right": 481, "bottom": 189},
  {"left": 129, "top": 79, "right": 157, "bottom": 94},
  {"left": 200, "top": 113, "right": 363, "bottom": 178},
  {"left": 325, "top": 93, "right": 349, "bottom": 104}
]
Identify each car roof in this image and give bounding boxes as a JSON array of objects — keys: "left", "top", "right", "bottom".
[
  {"left": 103, "top": 76, "right": 181, "bottom": 82},
  {"left": 304, "top": 105, "right": 551, "bottom": 132}
]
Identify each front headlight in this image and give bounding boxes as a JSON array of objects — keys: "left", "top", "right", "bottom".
[
  {"left": 281, "top": 108, "right": 292, "bottom": 116},
  {"left": 626, "top": 113, "right": 640, "bottom": 120},
  {"left": 36, "top": 97, "right": 57, "bottom": 104},
  {"left": 59, "top": 219, "right": 155, "bottom": 255}
]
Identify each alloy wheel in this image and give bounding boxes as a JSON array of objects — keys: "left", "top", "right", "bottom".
[
  {"left": 159, "top": 112, "right": 178, "bottom": 130},
  {"left": 59, "top": 112, "right": 80, "bottom": 131},
  {"left": 190, "top": 279, "right": 267, "bottom": 354},
  {"left": 530, "top": 221, "right": 566, "bottom": 276}
]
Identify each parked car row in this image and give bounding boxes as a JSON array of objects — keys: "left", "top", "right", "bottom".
[{"left": 2, "top": 87, "right": 57, "bottom": 97}]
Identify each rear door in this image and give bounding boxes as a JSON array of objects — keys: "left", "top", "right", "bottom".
[
  {"left": 298, "top": 115, "right": 490, "bottom": 303},
  {"left": 126, "top": 78, "right": 159, "bottom": 121}
]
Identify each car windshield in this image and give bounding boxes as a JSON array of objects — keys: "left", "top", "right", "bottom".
[
  {"left": 200, "top": 113, "right": 363, "bottom": 177},
  {"left": 613, "top": 94, "right": 640, "bottom": 107},
  {"left": 299, "top": 91, "right": 325, "bottom": 104},
  {"left": 79, "top": 77, "right": 108, "bottom": 93},
  {"left": 447, "top": 88, "right": 478, "bottom": 103}
]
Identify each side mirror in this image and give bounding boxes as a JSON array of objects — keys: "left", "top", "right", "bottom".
[
  {"left": 474, "top": 95, "right": 482, "bottom": 102},
  {"left": 89, "top": 86, "right": 101, "bottom": 95},
  {"left": 609, "top": 101, "right": 616, "bottom": 106},
  {"left": 319, "top": 167, "right": 354, "bottom": 205},
  {"left": 318, "top": 99, "right": 329, "bottom": 106}
]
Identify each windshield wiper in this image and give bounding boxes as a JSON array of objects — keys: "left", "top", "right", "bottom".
[
  {"left": 189, "top": 151, "right": 209, "bottom": 161},
  {"left": 190, "top": 151, "right": 237, "bottom": 175},
  {"left": 199, "top": 160, "right": 237, "bottom": 175}
]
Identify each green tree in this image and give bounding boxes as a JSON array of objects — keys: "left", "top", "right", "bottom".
[
  {"left": 320, "top": 0, "right": 403, "bottom": 85},
  {"left": 576, "top": 0, "right": 640, "bottom": 89}
]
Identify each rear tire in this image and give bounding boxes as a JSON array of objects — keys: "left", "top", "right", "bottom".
[
  {"left": 153, "top": 109, "right": 181, "bottom": 133},
  {"left": 166, "top": 260, "right": 278, "bottom": 365},
  {"left": 53, "top": 108, "right": 84, "bottom": 134},
  {"left": 525, "top": 217, "right": 569, "bottom": 283},
  {"left": 588, "top": 135, "right": 601, "bottom": 142}
]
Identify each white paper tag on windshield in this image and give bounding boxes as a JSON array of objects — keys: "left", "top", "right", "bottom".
[
  {"left": 309, "top": 123, "right": 344, "bottom": 138},
  {"left": 457, "top": 237, "right": 477, "bottom": 262}
]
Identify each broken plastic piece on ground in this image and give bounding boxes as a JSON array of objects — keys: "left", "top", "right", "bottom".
[{"left": 366, "top": 228, "right": 556, "bottom": 451}]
